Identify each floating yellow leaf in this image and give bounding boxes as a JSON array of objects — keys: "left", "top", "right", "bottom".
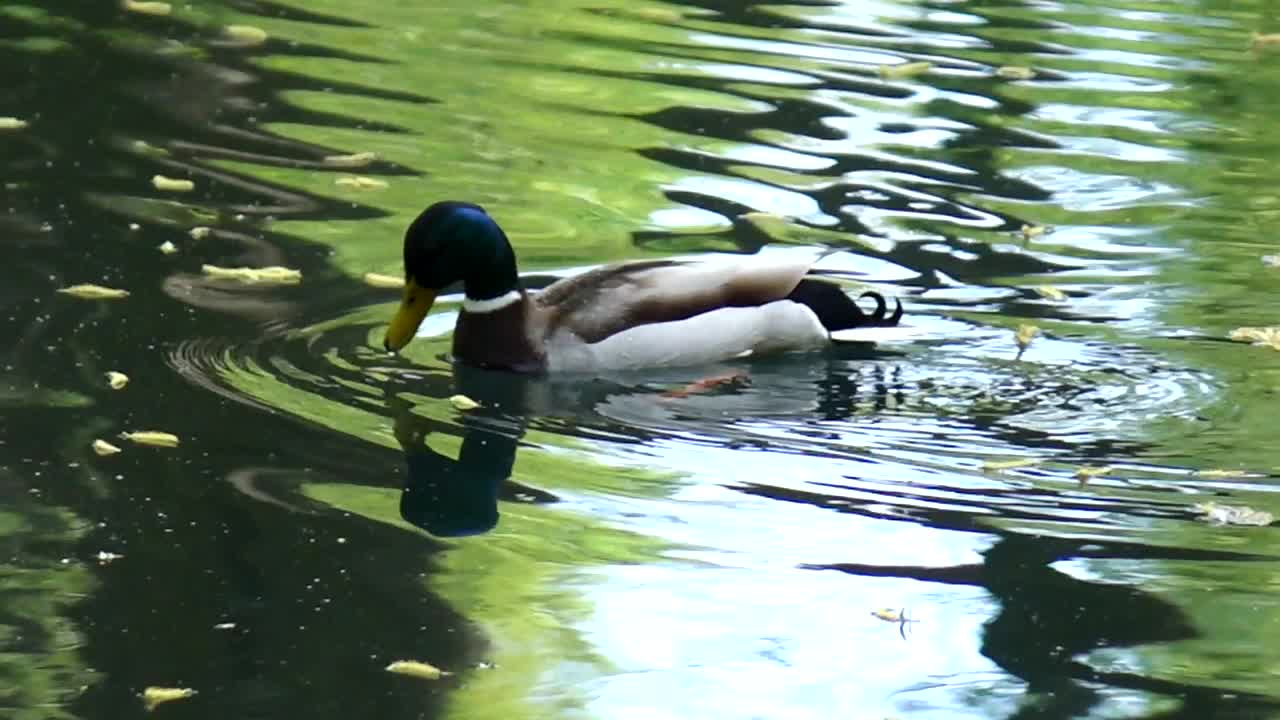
[
  {"left": 120, "top": 431, "right": 180, "bottom": 448},
  {"left": 870, "top": 608, "right": 904, "bottom": 622},
  {"left": 335, "top": 176, "right": 388, "bottom": 190},
  {"left": 877, "top": 61, "right": 932, "bottom": 79},
  {"left": 1194, "top": 469, "right": 1248, "bottom": 478},
  {"left": 449, "top": 394, "right": 481, "bottom": 411},
  {"left": 363, "top": 272, "right": 405, "bottom": 289},
  {"left": 1194, "top": 502, "right": 1274, "bottom": 526},
  {"left": 324, "top": 152, "right": 378, "bottom": 168},
  {"left": 1228, "top": 326, "right": 1280, "bottom": 350},
  {"left": 1014, "top": 324, "right": 1039, "bottom": 352},
  {"left": 92, "top": 439, "right": 122, "bottom": 456},
  {"left": 1020, "top": 224, "right": 1048, "bottom": 240},
  {"left": 982, "top": 457, "right": 1041, "bottom": 471},
  {"left": 995, "top": 65, "right": 1036, "bottom": 80},
  {"left": 106, "top": 371, "right": 130, "bottom": 390},
  {"left": 201, "top": 265, "right": 302, "bottom": 284},
  {"left": 1033, "top": 286, "right": 1066, "bottom": 301},
  {"left": 1074, "top": 465, "right": 1112, "bottom": 483},
  {"left": 130, "top": 139, "right": 169, "bottom": 156},
  {"left": 0, "top": 117, "right": 29, "bottom": 131},
  {"left": 1251, "top": 31, "right": 1280, "bottom": 49},
  {"left": 152, "top": 175, "right": 194, "bottom": 192},
  {"left": 189, "top": 226, "right": 212, "bottom": 240},
  {"left": 385, "top": 660, "right": 451, "bottom": 680},
  {"left": 224, "top": 25, "right": 268, "bottom": 45},
  {"left": 58, "top": 284, "right": 130, "bottom": 300},
  {"left": 142, "top": 687, "right": 195, "bottom": 711},
  {"left": 158, "top": 240, "right": 177, "bottom": 254}
]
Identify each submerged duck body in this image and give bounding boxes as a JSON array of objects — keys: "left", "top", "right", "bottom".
[{"left": 384, "top": 201, "right": 903, "bottom": 374}]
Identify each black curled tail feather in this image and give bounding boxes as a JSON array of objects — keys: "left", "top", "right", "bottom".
[{"left": 786, "top": 278, "right": 903, "bottom": 333}]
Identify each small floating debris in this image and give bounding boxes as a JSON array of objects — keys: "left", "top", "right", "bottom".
[
  {"left": 92, "top": 439, "right": 123, "bottom": 456},
  {"left": 119, "top": 431, "right": 181, "bottom": 448},
  {"left": 1033, "top": 286, "right": 1066, "bottom": 302},
  {"left": 449, "top": 394, "right": 480, "bottom": 411},
  {"left": 877, "top": 61, "right": 932, "bottom": 79},
  {"left": 1020, "top": 224, "right": 1048, "bottom": 240},
  {"left": 189, "top": 226, "right": 212, "bottom": 240},
  {"left": 324, "top": 152, "right": 378, "bottom": 168},
  {"left": 158, "top": 240, "right": 177, "bottom": 255},
  {"left": 130, "top": 139, "right": 169, "bottom": 156},
  {"left": 335, "top": 176, "right": 389, "bottom": 190},
  {"left": 1194, "top": 468, "right": 1249, "bottom": 479},
  {"left": 129, "top": 223, "right": 142, "bottom": 232},
  {"left": 995, "top": 65, "right": 1036, "bottom": 80},
  {"left": 58, "top": 284, "right": 130, "bottom": 300},
  {"left": 1074, "top": 465, "right": 1112, "bottom": 484},
  {"left": 1262, "top": 255, "right": 1280, "bottom": 268},
  {"left": 142, "top": 687, "right": 195, "bottom": 711},
  {"left": 385, "top": 660, "right": 451, "bottom": 680},
  {"left": 1250, "top": 31, "right": 1280, "bottom": 49},
  {"left": 982, "top": 457, "right": 1041, "bottom": 472},
  {"left": 96, "top": 551, "right": 124, "bottom": 564},
  {"left": 871, "top": 608, "right": 907, "bottom": 623},
  {"left": 362, "top": 272, "right": 405, "bottom": 289},
  {"left": 106, "top": 371, "right": 130, "bottom": 390},
  {"left": 223, "top": 25, "right": 268, "bottom": 45},
  {"left": 1014, "top": 324, "right": 1039, "bottom": 355},
  {"left": 201, "top": 265, "right": 302, "bottom": 285},
  {"left": 1228, "top": 326, "right": 1280, "bottom": 350},
  {"left": 152, "top": 175, "right": 194, "bottom": 193},
  {"left": 213, "top": 622, "right": 236, "bottom": 630},
  {"left": 0, "top": 117, "right": 29, "bottom": 131},
  {"left": 1194, "top": 501, "right": 1273, "bottom": 526}
]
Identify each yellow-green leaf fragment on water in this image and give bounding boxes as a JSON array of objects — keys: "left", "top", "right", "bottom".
[
  {"left": 0, "top": 117, "right": 28, "bottom": 130},
  {"left": 1020, "top": 224, "right": 1048, "bottom": 240},
  {"left": 1251, "top": 31, "right": 1280, "bottom": 48},
  {"left": 1074, "top": 465, "right": 1112, "bottom": 482},
  {"left": 449, "top": 394, "right": 480, "bottom": 411},
  {"left": 877, "top": 61, "right": 932, "bottom": 79},
  {"left": 385, "top": 660, "right": 451, "bottom": 680},
  {"left": 335, "top": 176, "right": 388, "bottom": 190},
  {"left": 152, "top": 175, "right": 194, "bottom": 192},
  {"left": 1194, "top": 501, "right": 1274, "bottom": 526},
  {"left": 1033, "top": 286, "right": 1066, "bottom": 301},
  {"left": 1228, "top": 326, "right": 1280, "bottom": 350},
  {"left": 92, "top": 439, "right": 122, "bottom": 456},
  {"left": 982, "top": 457, "right": 1041, "bottom": 471},
  {"left": 120, "top": 431, "right": 180, "bottom": 448},
  {"left": 223, "top": 25, "right": 268, "bottom": 45},
  {"left": 1194, "top": 469, "right": 1249, "bottom": 478},
  {"left": 189, "top": 226, "right": 211, "bottom": 240},
  {"left": 58, "top": 284, "right": 130, "bottom": 299},
  {"left": 130, "top": 139, "right": 169, "bottom": 156},
  {"left": 870, "top": 608, "right": 903, "bottom": 622},
  {"left": 106, "top": 371, "right": 129, "bottom": 390},
  {"left": 363, "top": 272, "right": 404, "bottom": 289},
  {"left": 323, "top": 152, "right": 378, "bottom": 168},
  {"left": 1015, "top": 324, "right": 1039, "bottom": 351},
  {"left": 142, "top": 687, "right": 195, "bottom": 711},
  {"left": 158, "top": 240, "right": 177, "bottom": 254},
  {"left": 996, "top": 65, "right": 1036, "bottom": 80},
  {"left": 201, "top": 265, "right": 302, "bottom": 284}
]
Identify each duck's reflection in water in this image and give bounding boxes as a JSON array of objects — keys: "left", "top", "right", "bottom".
[{"left": 390, "top": 366, "right": 561, "bottom": 537}]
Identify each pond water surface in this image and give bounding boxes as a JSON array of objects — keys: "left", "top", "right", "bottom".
[{"left": 3, "top": 1, "right": 1280, "bottom": 718}]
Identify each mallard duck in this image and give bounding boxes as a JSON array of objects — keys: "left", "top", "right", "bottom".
[{"left": 383, "top": 201, "right": 903, "bottom": 373}]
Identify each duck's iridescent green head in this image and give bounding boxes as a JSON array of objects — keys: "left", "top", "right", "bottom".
[{"left": 383, "top": 201, "right": 519, "bottom": 352}]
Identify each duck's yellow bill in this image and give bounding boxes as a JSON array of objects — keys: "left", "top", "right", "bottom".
[{"left": 384, "top": 280, "right": 436, "bottom": 352}]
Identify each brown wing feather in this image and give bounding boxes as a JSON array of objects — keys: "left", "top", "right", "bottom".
[{"left": 534, "top": 257, "right": 812, "bottom": 343}]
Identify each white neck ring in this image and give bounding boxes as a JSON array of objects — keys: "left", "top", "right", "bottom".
[{"left": 462, "top": 290, "right": 522, "bottom": 313}]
